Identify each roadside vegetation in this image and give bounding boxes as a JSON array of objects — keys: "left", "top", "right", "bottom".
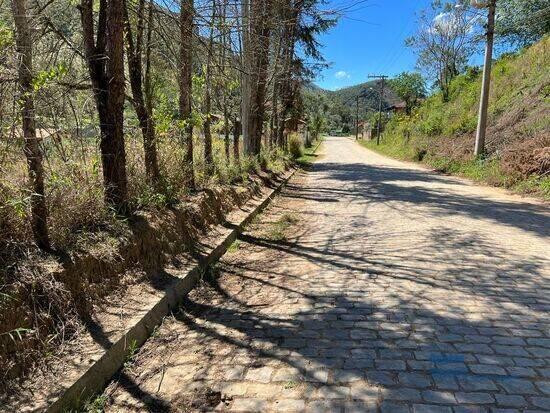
[
  {"left": 362, "top": 36, "right": 549, "bottom": 199},
  {"left": 302, "top": 1, "right": 549, "bottom": 199},
  {"left": 0, "top": 0, "right": 334, "bottom": 389}
]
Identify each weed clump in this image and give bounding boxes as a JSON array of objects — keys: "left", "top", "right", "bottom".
[{"left": 288, "top": 134, "right": 304, "bottom": 159}]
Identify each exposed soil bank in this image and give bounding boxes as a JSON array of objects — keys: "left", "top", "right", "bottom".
[{"left": 0, "top": 171, "right": 283, "bottom": 391}]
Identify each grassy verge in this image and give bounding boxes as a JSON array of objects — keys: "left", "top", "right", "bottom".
[
  {"left": 358, "top": 138, "right": 550, "bottom": 200},
  {"left": 266, "top": 213, "right": 299, "bottom": 241},
  {"left": 296, "top": 137, "right": 323, "bottom": 168}
]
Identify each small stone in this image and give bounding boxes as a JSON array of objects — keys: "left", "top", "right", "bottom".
[
  {"left": 245, "top": 367, "right": 273, "bottom": 383},
  {"left": 454, "top": 392, "right": 494, "bottom": 404},
  {"left": 230, "top": 398, "right": 268, "bottom": 411},
  {"left": 413, "top": 404, "right": 452, "bottom": 413},
  {"left": 272, "top": 399, "right": 306, "bottom": 412}
]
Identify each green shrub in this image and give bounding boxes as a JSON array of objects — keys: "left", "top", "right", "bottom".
[{"left": 288, "top": 134, "right": 304, "bottom": 159}]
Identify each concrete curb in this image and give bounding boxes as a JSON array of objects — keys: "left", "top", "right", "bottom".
[{"left": 47, "top": 167, "right": 300, "bottom": 413}]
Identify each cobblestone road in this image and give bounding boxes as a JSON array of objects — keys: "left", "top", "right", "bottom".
[{"left": 105, "top": 137, "right": 550, "bottom": 412}]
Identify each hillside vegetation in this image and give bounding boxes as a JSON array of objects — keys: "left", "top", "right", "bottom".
[
  {"left": 303, "top": 81, "right": 403, "bottom": 133},
  {"left": 361, "top": 36, "right": 550, "bottom": 199}
]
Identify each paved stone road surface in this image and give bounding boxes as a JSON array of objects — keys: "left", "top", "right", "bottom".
[{"left": 105, "top": 137, "right": 550, "bottom": 412}]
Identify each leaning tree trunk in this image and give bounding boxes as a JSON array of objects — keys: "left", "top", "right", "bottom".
[
  {"left": 124, "top": 0, "right": 160, "bottom": 183},
  {"left": 80, "top": 0, "right": 128, "bottom": 209},
  {"left": 12, "top": 0, "right": 50, "bottom": 250},
  {"left": 179, "top": 0, "right": 195, "bottom": 188}
]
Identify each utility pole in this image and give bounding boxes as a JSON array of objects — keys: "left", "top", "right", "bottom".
[
  {"left": 473, "top": 0, "right": 496, "bottom": 156},
  {"left": 355, "top": 95, "right": 359, "bottom": 140},
  {"left": 368, "top": 74, "right": 388, "bottom": 145}
]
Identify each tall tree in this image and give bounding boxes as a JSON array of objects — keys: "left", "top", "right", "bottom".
[
  {"left": 123, "top": 0, "right": 160, "bottom": 183},
  {"left": 277, "top": 0, "right": 302, "bottom": 146},
  {"left": 495, "top": 0, "right": 550, "bottom": 46},
  {"left": 241, "top": 0, "right": 272, "bottom": 156},
  {"left": 179, "top": 0, "right": 195, "bottom": 188},
  {"left": 407, "top": 3, "right": 478, "bottom": 101},
  {"left": 79, "top": 0, "right": 128, "bottom": 208},
  {"left": 11, "top": 0, "right": 50, "bottom": 249},
  {"left": 202, "top": 0, "right": 216, "bottom": 170},
  {"left": 389, "top": 72, "right": 426, "bottom": 115}
]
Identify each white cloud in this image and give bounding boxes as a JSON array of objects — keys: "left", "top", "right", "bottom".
[{"left": 334, "top": 70, "right": 350, "bottom": 79}]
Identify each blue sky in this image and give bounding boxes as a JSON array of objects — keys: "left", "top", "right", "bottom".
[{"left": 314, "top": 0, "right": 439, "bottom": 90}]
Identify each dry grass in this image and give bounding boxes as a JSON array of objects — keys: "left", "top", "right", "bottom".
[{"left": 0, "top": 127, "right": 291, "bottom": 389}]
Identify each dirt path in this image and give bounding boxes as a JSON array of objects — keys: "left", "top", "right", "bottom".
[{"left": 103, "top": 136, "right": 550, "bottom": 412}]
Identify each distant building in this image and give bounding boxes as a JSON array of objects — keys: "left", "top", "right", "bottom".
[
  {"left": 358, "top": 121, "right": 373, "bottom": 140},
  {"left": 388, "top": 101, "right": 407, "bottom": 114}
]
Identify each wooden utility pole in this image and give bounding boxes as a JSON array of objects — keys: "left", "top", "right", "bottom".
[
  {"left": 368, "top": 74, "right": 388, "bottom": 145},
  {"left": 473, "top": 0, "right": 496, "bottom": 157}
]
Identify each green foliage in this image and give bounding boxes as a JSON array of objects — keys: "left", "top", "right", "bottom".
[
  {"left": 288, "top": 134, "right": 304, "bottom": 159},
  {"left": 123, "top": 339, "right": 139, "bottom": 369},
  {"left": 495, "top": 0, "right": 550, "bottom": 46},
  {"left": 364, "top": 36, "right": 550, "bottom": 199},
  {"left": 1, "top": 327, "right": 35, "bottom": 342},
  {"left": 0, "top": 22, "right": 13, "bottom": 50},
  {"left": 33, "top": 64, "right": 68, "bottom": 91},
  {"left": 302, "top": 80, "right": 403, "bottom": 133},
  {"left": 389, "top": 72, "right": 426, "bottom": 114},
  {"left": 81, "top": 393, "right": 108, "bottom": 413},
  {"left": 227, "top": 239, "right": 241, "bottom": 253},
  {"left": 309, "top": 111, "right": 326, "bottom": 140}
]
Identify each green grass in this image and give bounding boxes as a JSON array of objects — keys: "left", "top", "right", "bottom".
[
  {"left": 227, "top": 239, "right": 241, "bottom": 253},
  {"left": 267, "top": 213, "right": 299, "bottom": 241},
  {"left": 296, "top": 138, "right": 322, "bottom": 167},
  {"left": 358, "top": 137, "right": 415, "bottom": 162},
  {"left": 360, "top": 138, "right": 550, "bottom": 200},
  {"left": 357, "top": 36, "right": 550, "bottom": 201}
]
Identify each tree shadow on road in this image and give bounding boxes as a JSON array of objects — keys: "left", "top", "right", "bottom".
[
  {"left": 307, "top": 162, "right": 549, "bottom": 238},
  {"left": 106, "top": 222, "right": 548, "bottom": 411}
]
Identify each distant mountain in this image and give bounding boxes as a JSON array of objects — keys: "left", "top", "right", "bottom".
[
  {"left": 302, "top": 79, "right": 406, "bottom": 133},
  {"left": 328, "top": 81, "right": 403, "bottom": 113},
  {"left": 305, "top": 80, "right": 404, "bottom": 115}
]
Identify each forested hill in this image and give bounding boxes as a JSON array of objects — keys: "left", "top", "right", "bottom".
[{"left": 303, "top": 81, "right": 404, "bottom": 132}]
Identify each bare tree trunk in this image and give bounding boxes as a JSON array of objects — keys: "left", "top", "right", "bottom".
[
  {"left": 179, "top": 0, "right": 195, "bottom": 188},
  {"left": 233, "top": 119, "right": 241, "bottom": 162},
  {"left": 243, "top": 0, "right": 272, "bottom": 156},
  {"left": 203, "top": 0, "right": 216, "bottom": 171},
  {"left": 123, "top": 0, "right": 160, "bottom": 183},
  {"left": 270, "top": 79, "right": 278, "bottom": 146},
  {"left": 12, "top": 0, "right": 50, "bottom": 250},
  {"left": 278, "top": 0, "right": 302, "bottom": 146},
  {"left": 80, "top": 0, "right": 128, "bottom": 209},
  {"left": 224, "top": 109, "right": 230, "bottom": 160},
  {"left": 144, "top": 0, "right": 155, "bottom": 138},
  {"left": 221, "top": 0, "right": 231, "bottom": 160},
  {"left": 240, "top": 0, "right": 251, "bottom": 154}
]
